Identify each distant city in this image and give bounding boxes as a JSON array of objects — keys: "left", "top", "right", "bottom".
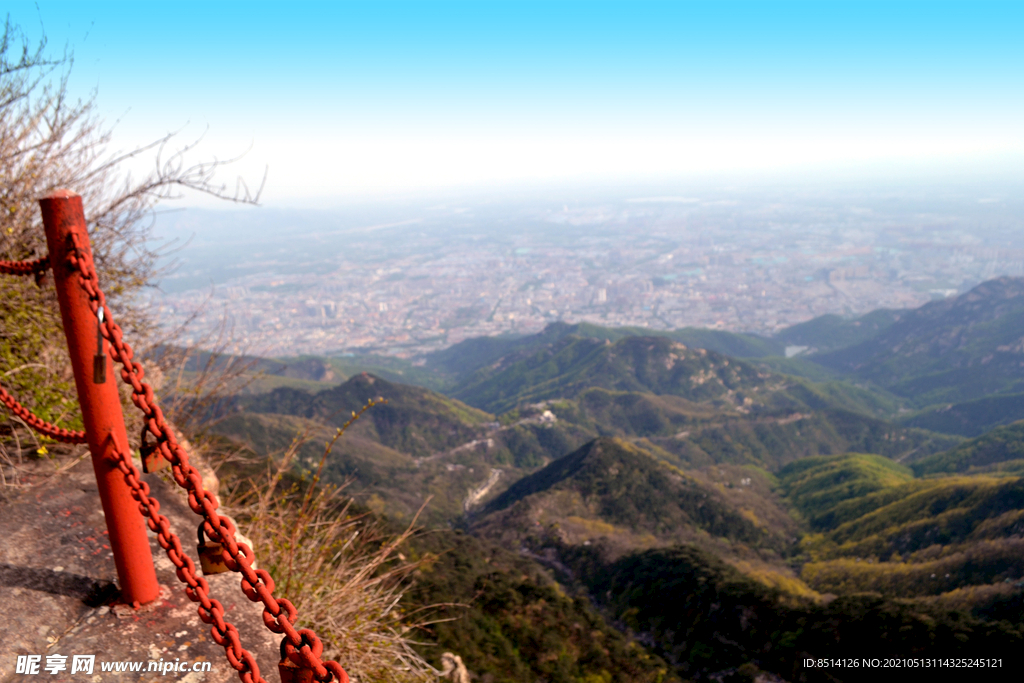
[{"left": 147, "top": 184, "right": 1024, "bottom": 358}]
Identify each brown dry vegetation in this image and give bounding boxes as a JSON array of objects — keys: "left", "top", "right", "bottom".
[{"left": 223, "top": 406, "right": 444, "bottom": 683}]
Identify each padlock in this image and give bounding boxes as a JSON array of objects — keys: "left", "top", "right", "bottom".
[
  {"left": 139, "top": 426, "right": 169, "bottom": 473},
  {"left": 93, "top": 307, "right": 106, "bottom": 384},
  {"left": 278, "top": 637, "right": 316, "bottom": 683},
  {"left": 197, "top": 524, "right": 230, "bottom": 575}
]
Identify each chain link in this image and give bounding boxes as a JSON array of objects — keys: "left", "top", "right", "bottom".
[
  {"left": 0, "top": 255, "right": 51, "bottom": 277},
  {"left": 0, "top": 385, "right": 88, "bottom": 443},
  {"left": 66, "top": 233, "right": 349, "bottom": 683}
]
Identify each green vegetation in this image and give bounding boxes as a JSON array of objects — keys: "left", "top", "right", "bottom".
[
  {"left": 901, "top": 393, "right": 1024, "bottom": 437},
  {"left": 478, "top": 437, "right": 781, "bottom": 552},
  {"left": 749, "top": 355, "right": 845, "bottom": 382},
  {"left": 564, "top": 544, "right": 1023, "bottom": 682},
  {"left": 464, "top": 438, "right": 1024, "bottom": 680},
  {"left": 647, "top": 409, "right": 958, "bottom": 471},
  {"left": 425, "top": 321, "right": 783, "bottom": 388},
  {"left": 429, "top": 325, "right": 911, "bottom": 426},
  {"left": 913, "top": 420, "right": 1024, "bottom": 475},
  {"left": 213, "top": 373, "right": 599, "bottom": 523},
  {"left": 218, "top": 419, "right": 683, "bottom": 682},
  {"left": 450, "top": 333, "right": 865, "bottom": 416},
  {"left": 807, "top": 277, "right": 1024, "bottom": 417},
  {"left": 324, "top": 354, "right": 452, "bottom": 392},
  {"left": 663, "top": 326, "right": 781, "bottom": 358},
  {"left": 157, "top": 346, "right": 450, "bottom": 394},
  {"left": 238, "top": 372, "right": 491, "bottom": 457},
  {"left": 174, "top": 280, "right": 1024, "bottom": 680},
  {"left": 778, "top": 453, "right": 915, "bottom": 528},
  {"left": 0, "top": 278, "right": 82, "bottom": 436},
  {"left": 405, "top": 531, "right": 678, "bottom": 683},
  {"left": 775, "top": 453, "right": 1024, "bottom": 603},
  {"left": 218, "top": 356, "right": 963, "bottom": 532},
  {"left": 774, "top": 309, "right": 902, "bottom": 353}
]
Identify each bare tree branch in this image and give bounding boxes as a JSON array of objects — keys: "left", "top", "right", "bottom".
[{"left": 0, "top": 16, "right": 265, "bottom": 462}]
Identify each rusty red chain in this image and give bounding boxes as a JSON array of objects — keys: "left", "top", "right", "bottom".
[
  {"left": 64, "top": 233, "right": 348, "bottom": 683},
  {"left": 0, "top": 254, "right": 87, "bottom": 443},
  {"left": 0, "top": 255, "right": 50, "bottom": 277},
  {"left": 0, "top": 385, "right": 88, "bottom": 443},
  {"left": 106, "top": 435, "right": 268, "bottom": 683}
]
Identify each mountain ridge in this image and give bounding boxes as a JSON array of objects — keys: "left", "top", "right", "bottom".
[{"left": 173, "top": 275, "right": 1024, "bottom": 682}]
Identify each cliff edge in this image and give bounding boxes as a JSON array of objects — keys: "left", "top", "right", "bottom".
[{"left": 0, "top": 450, "right": 277, "bottom": 683}]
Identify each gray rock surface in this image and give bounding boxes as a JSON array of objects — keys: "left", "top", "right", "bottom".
[{"left": 0, "top": 453, "right": 278, "bottom": 683}]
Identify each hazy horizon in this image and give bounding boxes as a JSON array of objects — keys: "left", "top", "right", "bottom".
[
  {"left": 8, "top": 1, "right": 1023, "bottom": 206},
  {"left": 144, "top": 180, "right": 1024, "bottom": 358},
  {"left": 9, "top": 1, "right": 1022, "bottom": 355}
]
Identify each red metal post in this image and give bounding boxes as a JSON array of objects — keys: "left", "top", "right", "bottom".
[{"left": 39, "top": 190, "right": 160, "bottom": 606}]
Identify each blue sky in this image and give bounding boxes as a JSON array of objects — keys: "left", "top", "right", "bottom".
[{"left": 7, "top": 1, "right": 1024, "bottom": 204}]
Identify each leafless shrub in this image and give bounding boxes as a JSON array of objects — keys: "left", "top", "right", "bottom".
[{"left": 0, "top": 16, "right": 263, "bottom": 457}]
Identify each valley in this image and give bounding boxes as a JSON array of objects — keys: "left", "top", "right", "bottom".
[{"left": 192, "top": 277, "right": 1024, "bottom": 682}]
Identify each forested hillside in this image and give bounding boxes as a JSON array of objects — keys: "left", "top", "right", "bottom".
[{"left": 180, "top": 277, "right": 1024, "bottom": 681}]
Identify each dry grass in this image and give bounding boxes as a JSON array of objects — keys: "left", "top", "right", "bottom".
[{"left": 225, "top": 402, "right": 447, "bottom": 683}]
